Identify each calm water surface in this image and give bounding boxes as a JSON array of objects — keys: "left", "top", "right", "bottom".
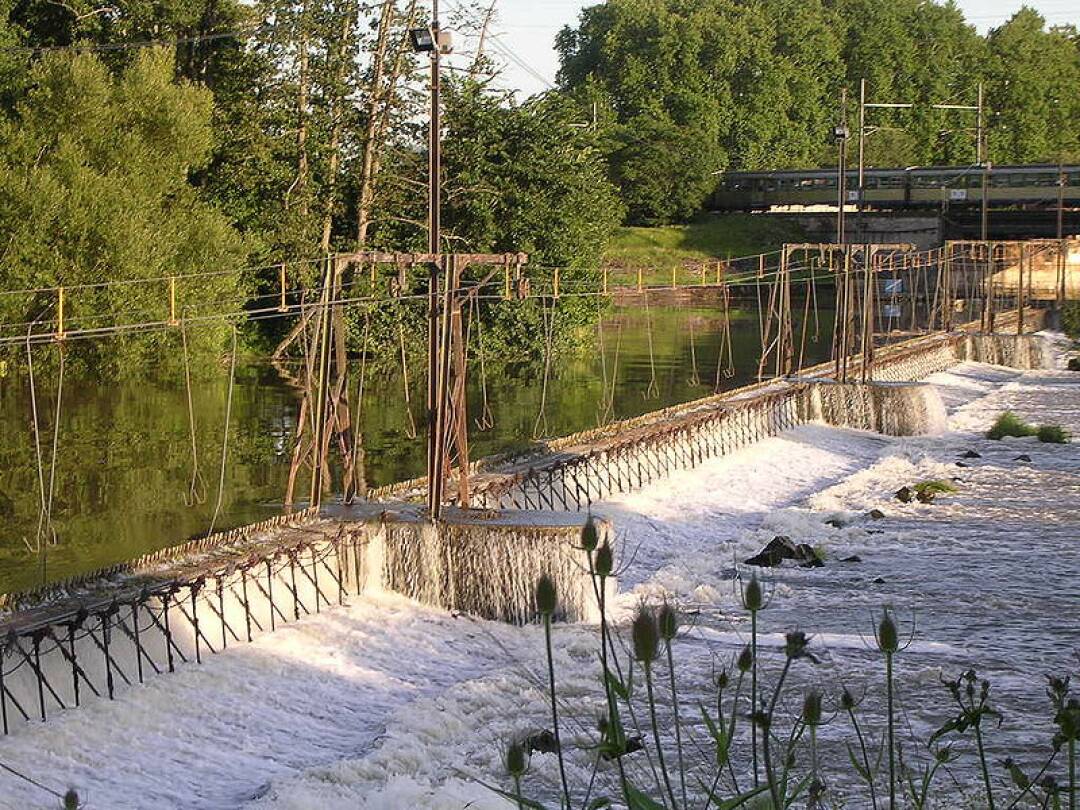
[{"left": 0, "top": 303, "right": 835, "bottom": 593}]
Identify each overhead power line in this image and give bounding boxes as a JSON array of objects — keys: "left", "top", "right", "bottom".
[{"left": 0, "top": 24, "right": 269, "bottom": 54}]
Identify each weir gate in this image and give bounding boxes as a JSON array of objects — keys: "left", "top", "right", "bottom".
[{"left": 0, "top": 237, "right": 1071, "bottom": 736}]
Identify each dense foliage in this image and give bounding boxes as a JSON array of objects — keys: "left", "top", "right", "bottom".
[
  {"left": 0, "top": 0, "right": 1076, "bottom": 365},
  {"left": 557, "top": 0, "right": 1080, "bottom": 224}
]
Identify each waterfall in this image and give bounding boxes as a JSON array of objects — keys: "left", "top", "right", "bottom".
[
  {"left": 961, "top": 334, "right": 1051, "bottom": 369},
  {"left": 363, "top": 515, "right": 611, "bottom": 625},
  {"left": 808, "top": 381, "right": 947, "bottom": 436}
]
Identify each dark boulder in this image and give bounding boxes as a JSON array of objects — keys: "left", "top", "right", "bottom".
[
  {"left": 1014, "top": 454, "right": 1032, "bottom": 462},
  {"left": 872, "top": 576, "right": 886, "bottom": 584},
  {"left": 868, "top": 509, "right": 886, "bottom": 520},
  {"left": 745, "top": 536, "right": 823, "bottom": 568},
  {"left": 526, "top": 730, "right": 560, "bottom": 755},
  {"left": 961, "top": 450, "right": 982, "bottom": 459},
  {"left": 840, "top": 555, "right": 863, "bottom": 563},
  {"left": 915, "top": 489, "right": 936, "bottom": 504},
  {"left": 895, "top": 486, "right": 914, "bottom": 503},
  {"left": 1067, "top": 357, "right": 1080, "bottom": 371}
]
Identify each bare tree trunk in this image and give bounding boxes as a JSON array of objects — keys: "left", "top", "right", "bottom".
[
  {"left": 296, "top": 0, "right": 311, "bottom": 220},
  {"left": 470, "top": 0, "right": 498, "bottom": 79},
  {"left": 320, "top": 1, "right": 359, "bottom": 252},
  {"left": 356, "top": 0, "right": 418, "bottom": 247}
]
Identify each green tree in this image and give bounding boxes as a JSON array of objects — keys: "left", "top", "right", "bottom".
[
  {"left": 0, "top": 48, "right": 248, "bottom": 374},
  {"left": 557, "top": 0, "right": 729, "bottom": 225},
  {"left": 985, "top": 9, "right": 1080, "bottom": 164}
]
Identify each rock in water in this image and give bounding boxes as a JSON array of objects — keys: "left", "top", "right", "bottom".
[
  {"left": 1067, "top": 357, "right": 1080, "bottom": 371},
  {"left": 745, "top": 536, "right": 823, "bottom": 568},
  {"left": 1014, "top": 454, "right": 1032, "bottom": 462},
  {"left": 868, "top": 509, "right": 886, "bottom": 520},
  {"left": 526, "top": 729, "right": 560, "bottom": 755},
  {"left": 961, "top": 449, "right": 982, "bottom": 459},
  {"left": 895, "top": 486, "right": 914, "bottom": 503},
  {"left": 840, "top": 555, "right": 863, "bottom": 563},
  {"left": 915, "top": 489, "right": 936, "bottom": 504},
  {"left": 744, "top": 536, "right": 799, "bottom": 567}
]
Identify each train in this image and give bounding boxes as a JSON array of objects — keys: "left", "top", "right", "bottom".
[{"left": 711, "top": 164, "right": 1080, "bottom": 211}]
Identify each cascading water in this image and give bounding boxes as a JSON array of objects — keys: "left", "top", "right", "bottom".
[
  {"left": 365, "top": 516, "right": 610, "bottom": 625},
  {"left": 961, "top": 334, "right": 1051, "bottom": 369},
  {"left": 808, "top": 381, "right": 948, "bottom": 436}
]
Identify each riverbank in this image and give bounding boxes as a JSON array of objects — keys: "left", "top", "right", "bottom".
[{"left": 0, "top": 344, "right": 1076, "bottom": 808}]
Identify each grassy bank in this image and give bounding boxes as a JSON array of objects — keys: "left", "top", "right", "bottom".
[{"left": 603, "top": 213, "right": 808, "bottom": 287}]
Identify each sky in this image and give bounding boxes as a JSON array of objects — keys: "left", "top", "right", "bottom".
[{"left": 444, "top": 0, "right": 1080, "bottom": 97}]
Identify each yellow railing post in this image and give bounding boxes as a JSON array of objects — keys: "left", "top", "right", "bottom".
[
  {"left": 602, "top": 266, "right": 608, "bottom": 295},
  {"left": 278, "top": 264, "right": 288, "bottom": 312},
  {"left": 56, "top": 287, "right": 65, "bottom": 341},
  {"left": 553, "top": 267, "right": 560, "bottom": 299},
  {"left": 168, "top": 276, "right": 178, "bottom": 325},
  {"left": 637, "top": 267, "right": 643, "bottom": 292}
]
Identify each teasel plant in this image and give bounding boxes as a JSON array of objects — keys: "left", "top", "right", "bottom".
[
  {"left": 738, "top": 571, "right": 772, "bottom": 788},
  {"left": 493, "top": 523, "right": 1078, "bottom": 810}
]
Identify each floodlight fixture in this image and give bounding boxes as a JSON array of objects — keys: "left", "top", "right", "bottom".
[{"left": 410, "top": 27, "right": 435, "bottom": 52}]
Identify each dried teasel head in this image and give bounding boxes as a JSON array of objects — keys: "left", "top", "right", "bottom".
[
  {"left": 658, "top": 600, "right": 678, "bottom": 642},
  {"left": 505, "top": 738, "right": 528, "bottom": 778},
  {"left": 581, "top": 515, "right": 600, "bottom": 553},
  {"left": 737, "top": 644, "right": 754, "bottom": 673},
  {"left": 876, "top": 608, "right": 899, "bottom": 654},
  {"left": 535, "top": 574, "right": 557, "bottom": 616},
  {"left": 595, "top": 540, "right": 614, "bottom": 578},
  {"left": 632, "top": 605, "right": 659, "bottom": 665}
]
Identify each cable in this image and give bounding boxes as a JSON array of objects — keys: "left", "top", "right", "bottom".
[
  {"left": 0, "top": 760, "right": 70, "bottom": 804},
  {"left": 0, "top": 24, "right": 270, "bottom": 54}
]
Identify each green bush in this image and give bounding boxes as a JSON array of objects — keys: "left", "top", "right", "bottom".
[
  {"left": 1037, "top": 424, "right": 1070, "bottom": 444},
  {"left": 913, "top": 479, "right": 958, "bottom": 496},
  {"left": 987, "top": 411, "right": 1037, "bottom": 440}
]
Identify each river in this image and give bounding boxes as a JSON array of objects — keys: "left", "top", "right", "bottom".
[{"left": 0, "top": 301, "right": 836, "bottom": 594}]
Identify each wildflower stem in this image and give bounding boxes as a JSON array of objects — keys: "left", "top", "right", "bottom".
[
  {"left": 886, "top": 651, "right": 896, "bottom": 810},
  {"left": 751, "top": 609, "right": 760, "bottom": 788},
  {"left": 1069, "top": 737, "right": 1076, "bottom": 810},
  {"left": 665, "top": 638, "right": 688, "bottom": 808},
  {"left": 644, "top": 662, "right": 679, "bottom": 810},
  {"left": 763, "top": 657, "right": 794, "bottom": 810},
  {"left": 974, "top": 721, "right": 996, "bottom": 810},
  {"left": 588, "top": 552, "right": 630, "bottom": 801},
  {"left": 543, "top": 612, "right": 571, "bottom": 809},
  {"left": 847, "top": 706, "right": 879, "bottom": 810}
]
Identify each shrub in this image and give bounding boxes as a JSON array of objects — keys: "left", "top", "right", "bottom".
[
  {"left": 987, "top": 411, "right": 1036, "bottom": 440},
  {"left": 913, "top": 479, "right": 958, "bottom": 496},
  {"left": 1037, "top": 424, "right": 1070, "bottom": 444}
]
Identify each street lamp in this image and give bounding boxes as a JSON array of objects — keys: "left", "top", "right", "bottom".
[
  {"left": 834, "top": 115, "right": 851, "bottom": 244},
  {"left": 409, "top": 27, "right": 435, "bottom": 52}
]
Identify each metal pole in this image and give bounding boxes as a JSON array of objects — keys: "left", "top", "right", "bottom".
[
  {"left": 979, "top": 83, "right": 989, "bottom": 242},
  {"left": 837, "top": 87, "right": 848, "bottom": 245},
  {"left": 310, "top": 256, "right": 334, "bottom": 508},
  {"left": 426, "top": 0, "right": 443, "bottom": 517},
  {"left": 857, "top": 79, "right": 866, "bottom": 242},
  {"left": 1058, "top": 162, "right": 1066, "bottom": 241}
]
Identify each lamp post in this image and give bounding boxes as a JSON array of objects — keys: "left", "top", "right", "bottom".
[
  {"left": 410, "top": 8, "right": 455, "bottom": 517},
  {"left": 834, "top": 88, "right": 850, "bottom": 245}
]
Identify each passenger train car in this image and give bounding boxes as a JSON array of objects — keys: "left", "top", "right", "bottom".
[{"left": 712, "top": 164, "right": 1080, "bottom": 211}]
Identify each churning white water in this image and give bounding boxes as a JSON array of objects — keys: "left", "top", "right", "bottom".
[{"left": 0, "top": 351, "right": 1076, "bottom": 809}]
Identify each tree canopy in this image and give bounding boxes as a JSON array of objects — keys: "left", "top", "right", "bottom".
[{"left": 557, "top": 0, "right": 1080, "bottom": 223}]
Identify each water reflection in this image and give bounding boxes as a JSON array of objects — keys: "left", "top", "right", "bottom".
[{"left": 0, "top": 302, "right": 835, "bottom": 593}]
